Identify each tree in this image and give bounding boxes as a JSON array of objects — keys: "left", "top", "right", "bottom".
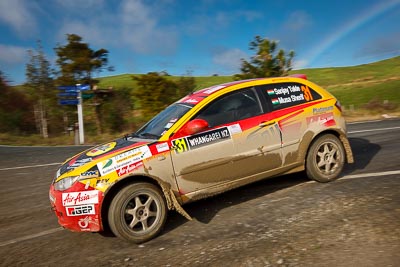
[
  {"left": 25, "top": 41, "right": 54, "bottom": 138},
  {"left": 235, "top": 36, "right": 295, "bottom": 80},
  {"left": 132, "top": 73, "right": 196, "bottom": 123},
  {"left": 176, "top": 75, "right": 196, "bottom": 97},
  {"left": 54, "top": 34, "right": 113, "bottom": 135},
  {"left": 132, "top": 72, "right": 177, "bottom": 121},
  {"left": 0, "top": 71, "right": 35, "bottom": 134},
  {"left": 54, "top": 34, "right": 112, "bottom": 85}
]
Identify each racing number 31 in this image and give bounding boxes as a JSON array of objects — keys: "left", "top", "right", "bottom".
[
  {"left": 301, "top": 85, "right": 314, "bottom": 101},
  {"left": 172, "top": 138, "right": 188, "bottom": 153}
]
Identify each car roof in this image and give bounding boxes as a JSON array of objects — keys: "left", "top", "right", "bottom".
[{"left": 177, "top": 75, "right": 308, "bottom": 107}]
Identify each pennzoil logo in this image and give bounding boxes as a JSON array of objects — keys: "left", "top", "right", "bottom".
[{"left": 86, "top": 142, "right": 116, "bottom": 157}]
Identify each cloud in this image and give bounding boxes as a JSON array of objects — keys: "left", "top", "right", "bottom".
[
  {"left": 283, "top": 10, "right": 312, "bottom": 31},
  {"left": 120, "top": 0, "right": 178, "bottom": 55},
  {"left": 0, "top": 44, "right": 29, "bottom": 64},
  {"left": 55, "top": 0, "right": 105, "bottom": 10},
  {"left": 183, "top": 8, "right": 262, "bottom": 37},
  {"left": 212, "top": 48, "right": 248, "bottom": 73},
  {"left": 0, "top": 0, "right": 37, "bottom": 36}
]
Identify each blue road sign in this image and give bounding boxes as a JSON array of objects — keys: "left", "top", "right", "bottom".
[
  {"left": 58, "top": 92, "right": 79, "bottom": 97},
  {"left": 59, "top": 99, "right": 79, "bottom": 105},
  {"left": 58, "top": 85, "right": 78, "bottom": 91},
  {"left": 58, "top": 84, "right": 90, "bottom": 91},
  {"left": 77, "top": 84, "right": 90, "bottom": 91}
]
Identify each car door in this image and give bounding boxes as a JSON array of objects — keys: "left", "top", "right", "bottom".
[
  {"left": 258, "top": 82, "right": 323, "bottom": 166},
  {"left": 170, "top": 87, "right": 283, "bottom": 196}
]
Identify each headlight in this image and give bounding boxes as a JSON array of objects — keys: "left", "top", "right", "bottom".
[{"left": 53, "top": 176, "right": 79, "bottom": 191}]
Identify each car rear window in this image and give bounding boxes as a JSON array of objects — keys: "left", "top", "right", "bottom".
[{"left": 261, "top": 82, "right": 322, "bottom": 110}]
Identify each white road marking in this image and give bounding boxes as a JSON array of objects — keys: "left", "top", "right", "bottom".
[
  {"left": 348, "top": 126, "right": 400, "bottom": 134},
  {"left": 0, "top": 162, "right": 61, "bottom": 171},
  {"left": 342, "top": 170, "right": 400, "bottom": 180},
  {"left": 0, "top": 227, "right": 64, "bottom": 247}
]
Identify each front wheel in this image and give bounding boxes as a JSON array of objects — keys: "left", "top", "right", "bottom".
[
  {"left": 108, "top": 182, "right": 167, "bottom": 243},
  {"left": 306, "top": 134, "right": 345, "bottom": 183}
]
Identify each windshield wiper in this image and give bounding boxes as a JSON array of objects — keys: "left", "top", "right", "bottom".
[{"left": 138, "top": 132, "right": 160, "bottom": 139}]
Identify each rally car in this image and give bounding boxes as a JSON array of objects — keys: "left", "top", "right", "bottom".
[{"left": 49, "top": 75, "right": 354, "bottom": 243}]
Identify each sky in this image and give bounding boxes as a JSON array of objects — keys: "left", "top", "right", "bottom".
[{"left": 0, "top": 0, "right": 399, "bottom": 85}]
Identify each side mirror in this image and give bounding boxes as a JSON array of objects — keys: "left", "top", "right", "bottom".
[{"left": 180, "top": 119, "right": 209, "bottom": 136}]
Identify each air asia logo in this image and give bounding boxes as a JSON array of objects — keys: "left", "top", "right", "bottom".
[
  {"left": 62, "top": 190, "right": 99, "bottom": 206},
  {"left": 66, "top": 204, "right": 95, "bottom": 216},
  {"left": 86, "top": 142, "right": 116, "bottom": 157}
]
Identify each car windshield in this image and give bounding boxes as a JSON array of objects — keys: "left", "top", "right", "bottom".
[{"left": 134, "top": 103, "right": 192, "bottom": 139}]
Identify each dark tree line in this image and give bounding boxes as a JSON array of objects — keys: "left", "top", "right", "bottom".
[{"left": 0, "top": 35, "right": 295, "bottom": 139}]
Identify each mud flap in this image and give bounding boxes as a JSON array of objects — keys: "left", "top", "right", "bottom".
[
  {"left": 340, "top": 134, "right": 354, "bottom": 164},
  {"left": 160, "top": 183, "right": 192, "bottom": 221}
]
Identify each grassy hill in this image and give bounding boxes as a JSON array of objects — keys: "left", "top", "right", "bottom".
[{"left": 98, "top": 56, "right": 400, "bottom": 114}]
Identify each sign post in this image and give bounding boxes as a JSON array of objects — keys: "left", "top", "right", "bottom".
[
  {"left": 58, "top": 84, "right": 90, "bottom": 145},
  {"left": 77, "top": 89, "right": 84, "bottom": 144}
]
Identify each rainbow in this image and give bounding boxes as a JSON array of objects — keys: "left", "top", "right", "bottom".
[{"left": 302, "top": 0, "right": 400, "bottom": 67}]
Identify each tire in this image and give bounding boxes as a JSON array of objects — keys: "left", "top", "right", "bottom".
[
  {"left": 306, "top": 134, "right": 345, "bottom": 183},
  {"left": 108, "top": 182, "right": 167, "bottom": 243}
]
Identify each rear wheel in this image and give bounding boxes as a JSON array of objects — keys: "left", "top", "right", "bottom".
[
  {"left": 306, "top": 134, "right": 345, "bottom": 183},
  {"left": 108, "top": 182, "right": 167, "bottom": 243}
]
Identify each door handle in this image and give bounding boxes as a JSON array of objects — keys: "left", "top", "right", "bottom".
[{"left": 259, "top": 121, "right": 275, "bottom": 128}]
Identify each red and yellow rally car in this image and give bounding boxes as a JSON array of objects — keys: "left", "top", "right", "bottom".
[{"left": 49, "top": 75, "right": 353, "bottom": 243}]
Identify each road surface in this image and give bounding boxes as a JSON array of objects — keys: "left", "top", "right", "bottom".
[{"left": 0, "top": 119, "right": 399, "bottom": 266}]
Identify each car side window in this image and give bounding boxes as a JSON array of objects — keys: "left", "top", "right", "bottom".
[
  {"left": 261, "top": 82, "right": 322, "bottom": 111},
  {"left": 195, "top": 88, "right": 262, "bottom": 128}
]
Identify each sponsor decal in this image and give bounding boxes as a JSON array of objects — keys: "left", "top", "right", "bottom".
[
  {"left": 165, "top": 122, "right": 174, "bottom": 129},
  {"left": 307, "top": 112, "right": 336, "bottom": 126},
  {"left": 184, "top": 98, "right": 198, "bottom": 104},
  {"left": 97, "top": 146, "right": 152, "bottom": 176},
  {"left": 156, "top": 142, "right": 170, "bottom": 153},
  {"left": 97, "top": 158, "right": 115, "bottom": 176},
  {"left": 228, "top": 123, "right": 242, "bottom": 135},
  {"left": 62, "top": 190, "right": 99, "bottom": 206},
  {"left": 66, "top": 204, "right": 95, "bottom": 216},
  {"left": 116, "top": 161, "right": 144, "bottom": 177},
  {"left": 78, "top": 216, "right": 99, "bottom": 230},
  {"left": 269, "top": 84, "right": 313, "bottom": 105},
  {"left": 96, "top": 178, "right": 110, "bottom": 187},
  {"left": 172, "top": 127, "right": 231, "bottom": 154},
  {"left": 68, "top": 158, "right": 92, "bottom": 170},
  {"left": 86, "top": 142, "right": 116, "bottom": 157},
  {"left": 80, "top": 170, "right": 99, "bottom": 179},
  {"left": 313, "top": 106, "right": 334, "bottom": 114},
  {"left": 203, "top": 85, "right": 226, "bottom": 94}
]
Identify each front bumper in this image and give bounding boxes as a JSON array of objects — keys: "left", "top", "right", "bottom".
[{"left": 49, "top": 182, "right": 104, "bottom": 232}]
